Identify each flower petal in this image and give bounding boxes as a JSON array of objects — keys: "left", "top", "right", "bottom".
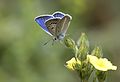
[{"left": 87, "top": 55, "right": 117, "bottom": 71}]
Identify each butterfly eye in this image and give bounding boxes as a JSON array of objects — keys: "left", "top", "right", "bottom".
[{"left": 54, "top": 37, "right": 57, "bottom": 40}]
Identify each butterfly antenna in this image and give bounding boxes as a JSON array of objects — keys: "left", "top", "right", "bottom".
[
  {"left": 61, "top": 40, "right": 66, "bottom": 47},
  {"left": 52, "top": 39, "right": 55, "bottom": 46},
  {"left": 43, "top": 39, "right": 51, "bottom": 46}
]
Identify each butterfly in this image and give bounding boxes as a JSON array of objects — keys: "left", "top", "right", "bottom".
[{"left": 35, "top": 11, "right": 72, "bottom": 44}]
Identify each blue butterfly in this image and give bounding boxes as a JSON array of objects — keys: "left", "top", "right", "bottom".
[{"left": 35, "top": 11, "right": 72, "bottom": 43}]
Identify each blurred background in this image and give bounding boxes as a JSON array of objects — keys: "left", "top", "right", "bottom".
[{"left": 0, "top": 0, "right": 119, "bottom": 82}]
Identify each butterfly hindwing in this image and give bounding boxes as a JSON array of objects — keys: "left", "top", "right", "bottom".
[
  {"left": 45, "top": 18, "right": 61, "bottom": 36},
  {"left": 56, "top": 15, "right": 72, "bottom": 36},
  {"left": 35, "top": 15, "right": 53, "bottom": 36}
]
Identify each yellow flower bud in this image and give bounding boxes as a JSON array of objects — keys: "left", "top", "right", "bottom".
[{"left": 64, "top": 37, "right": 75, "bottom": 49}]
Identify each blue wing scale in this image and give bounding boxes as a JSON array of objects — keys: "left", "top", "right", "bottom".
[
  {"left": 53, "top": 12, "right": 65, "bottom": 18},
  {"left": 35, "top": 16, "right": 53, "bottom": 36}
]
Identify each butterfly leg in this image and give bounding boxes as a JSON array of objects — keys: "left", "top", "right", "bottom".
[
  {"left": 43, "top": 39, "right": 51, "bottom": 46},
  {"left": 52, "top": 37, "right": 57, "bottom": 45},
  {"left": 52, "top": 39, "right": 55, "bottom": 45}
]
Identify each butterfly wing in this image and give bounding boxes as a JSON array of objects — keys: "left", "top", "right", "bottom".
[
  {"left": 35, "top": 15, "right": 53, "bottom": 36},
  {"left": 56, "top": 14, "right": 72, "bottom": 37},
  {"left": 45, "top": 18, "right": 61, "bottom": 36},
  {"left": 53, "top": 11, "right": 65, "bottom": 18}
]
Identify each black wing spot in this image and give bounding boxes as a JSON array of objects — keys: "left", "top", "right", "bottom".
[{"left": 51, "top": 27, "right": 54, "bottom": 29}]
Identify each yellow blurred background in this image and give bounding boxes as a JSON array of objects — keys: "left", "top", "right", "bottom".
[{"left": 0, "top": 0, "right": 119, "bottom": 82}]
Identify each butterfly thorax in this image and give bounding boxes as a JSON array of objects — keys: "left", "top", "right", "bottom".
[
  {"left": 53, "top": 33, "right": 65, "bottom": 42},
  {"left": 57, "top": 33, "right": 65, "bottom": 40}
]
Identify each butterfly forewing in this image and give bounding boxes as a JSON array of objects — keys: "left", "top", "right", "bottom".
[
  {"left": 45, "top": 18, "right": 61, "bottom": 36},
  {"left": 35, "top": 16, "right": 53, "bottom": 36}
]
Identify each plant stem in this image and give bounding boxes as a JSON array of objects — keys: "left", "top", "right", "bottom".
[{"left": 74, "top": 46, "right": 78, "bottom": 59}]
